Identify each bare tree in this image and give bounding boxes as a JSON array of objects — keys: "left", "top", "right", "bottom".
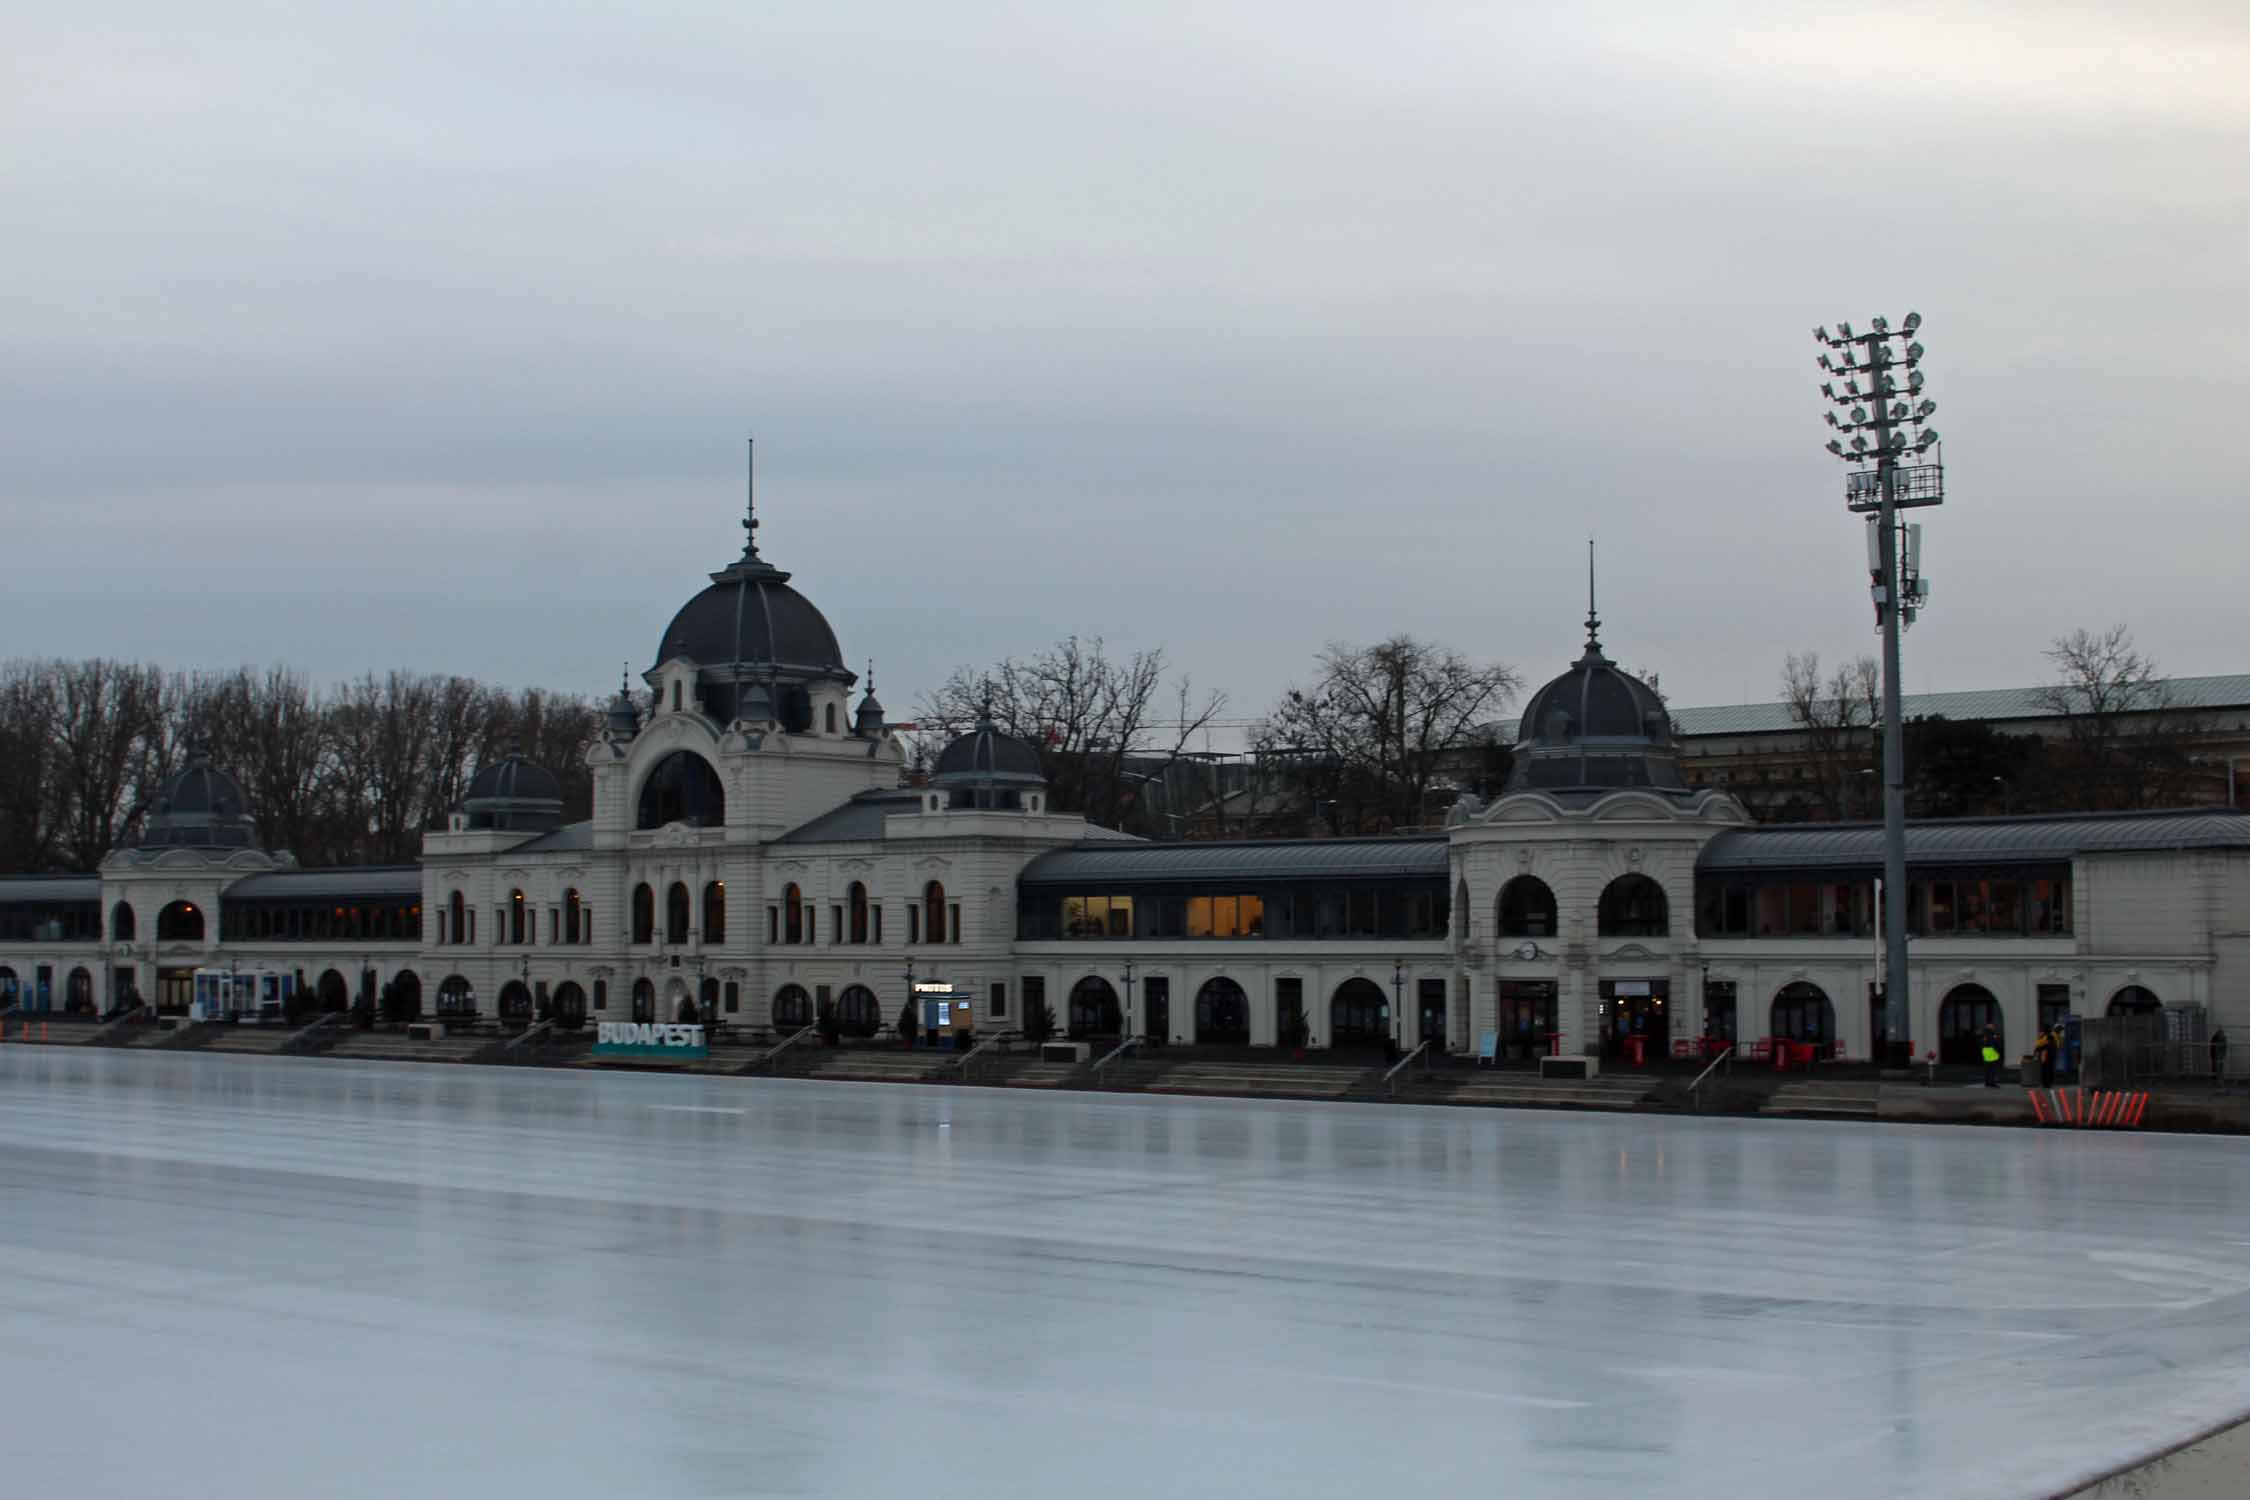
[
  {"left": 1258, "top": 636, "right": 1521, "bottom": 834},
  {"left": 0, "top": 662, "right": 61, "bottom": 869},
  {"left": 2036, "top": 625, "right": 2188, "bottom": 810},
  {"left": 915, "top": 637, "right": 1225, "bottom": 834},
  {"left": 48, "top": 660, "right": 165, "bottom": 869},
  {"left": 1780, "top": 651, "right": 1881, "bottom": 820}
]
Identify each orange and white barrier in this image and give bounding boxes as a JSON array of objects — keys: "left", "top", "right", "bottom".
[{"left": 2028, "top": 1087, "right": 2148, "bottom": 1129}]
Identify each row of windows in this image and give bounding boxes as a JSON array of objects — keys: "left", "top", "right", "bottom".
[
  {"left": 0, "top": 905, "right": 101, "bottom": 943},
  {"left": 1695, "top": 873, "right": 2072, "bottom": 938},
  {"left": 1021, "top": 885, "right": 1454, "bottom": 942}
]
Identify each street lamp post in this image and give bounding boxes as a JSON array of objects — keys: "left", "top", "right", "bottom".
[
  {"left": 1121, "top": 958, "right": 1137, "bottom": 1042},
  {"left": 903, "top": 955, "right": 916, "bottom": 1044},
  {"left": 1392, "top": 958, "right": 1406, "bottom": 1056},
  {"left": 1817, "top": 313, "right": 1942, "bottom": 1067}
]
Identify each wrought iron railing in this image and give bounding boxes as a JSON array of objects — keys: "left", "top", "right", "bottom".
[{"left": 1384, "top": 1040, "right": 1432, "bottom": 1095}]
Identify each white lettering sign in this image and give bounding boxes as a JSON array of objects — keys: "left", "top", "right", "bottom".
[{"left": 596, "top": 1022, "right": 706, "bottom": 1048}]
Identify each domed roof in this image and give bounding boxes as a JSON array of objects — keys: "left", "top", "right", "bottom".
[
  {"left": 1506, "top": 591, "right": 1685, "bottom": 797},
  {"left": 652, "top": 450, "right": 850, "bottom": 681},
  {"left": 138, "top": 751, "right": 258, "bottom": 849},
  {"left": 466, "top": 753, "right": 562, "bottom": 805},
  {"left": 462, "top": 751, "right": 565, "bottom": 832},
  {"left": 656, "top": 571, "right": 848, "bottom": 676},
  {"left": 934, "top": 714, "right": 1046, "bottom": 785}
]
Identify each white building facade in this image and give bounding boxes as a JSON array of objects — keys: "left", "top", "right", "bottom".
[{"left": 6, "top": 496, "right": 2248, "bottom": 1068}]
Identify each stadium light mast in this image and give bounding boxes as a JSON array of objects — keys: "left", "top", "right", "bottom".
[{"left": 1815, "top": 313, "right": 1941, "bottom": 1067}]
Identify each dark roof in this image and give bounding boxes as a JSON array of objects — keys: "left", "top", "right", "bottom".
[
  {"left": 138, "top": 753, "right": 258, "bottom": 849},
  {"left": 656, "top": 561, "right": 847, "bottom": 677},
  {"left": 504, "top": 821, "right": 595, "bottom": 855},
  {"left": 0, "top": 875, "right": 100, "bottom": 903},
  {"left": 1021, "top": 836, "right": 1445, "bottom": 887},
  {"left": 466, "top": 755, "right": 562, "bottom": 805},
  {"left": 1699, "top": 808, "right": 2250, "bottom": 874},
  {"left": 934, "top": 719, "right": 1045, "bottom": 783},
  {"left": 779, "top": 789, "right": 926, "bottom": 843},
  {"left": 1489, "top": 671, "right": 2250, "bottom": 741},
  {"left": 224, "top": 867, "right": 423, "bottom": 900}
]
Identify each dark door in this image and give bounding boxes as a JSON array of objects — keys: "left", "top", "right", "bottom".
[
  {"left": 1417, "top": 978, "right": 1447, "bottom": 1050},
  {"left": 1144, "top": 978, "right": 1170, "bottom": 1045}
]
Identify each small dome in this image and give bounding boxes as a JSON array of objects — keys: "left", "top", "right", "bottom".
[
  {"left": 854, "top": 662, "right": 885, "bottom": 736},
  {"left": 1507, "top": 622, "right": 1685, "bottom": 796},
  {"left": 462, "top": 751, "right": 565, "bottom": 832},
  {"left": 138, "top": 751, "right": 258, "bottom": 849},
  {"left": 605, "top": 677, "right": 641, "bottom": 739},
  {"left": 935, "top": 716, "right": 1046, "bottom": 784}
]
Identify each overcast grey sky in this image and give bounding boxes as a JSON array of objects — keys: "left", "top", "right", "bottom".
[{"left": 6, "top": 2, "right": 2247, "bottom": 727}]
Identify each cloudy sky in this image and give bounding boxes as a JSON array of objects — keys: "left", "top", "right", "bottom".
[{"left": 6, "top": 1, "right": 2247, "bottom": 731}]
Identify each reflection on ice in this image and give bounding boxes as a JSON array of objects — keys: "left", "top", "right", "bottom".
[{"left": 2, "top": 1049, "right": 2246, "bottom": 1500}]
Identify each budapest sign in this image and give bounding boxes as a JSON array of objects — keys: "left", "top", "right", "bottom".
[{"left": 591, "top": 1021, "right": 710, "bottom": 1062}]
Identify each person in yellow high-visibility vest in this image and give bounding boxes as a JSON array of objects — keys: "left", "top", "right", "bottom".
[{"left": 1979, "top": 1023, "right": 2002, "bottom": 1088}]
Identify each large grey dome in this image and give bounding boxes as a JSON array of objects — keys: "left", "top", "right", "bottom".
[
  {"left": 138, "top": 751, "right": 258, "bottom": 849},
  {"left": 655, "top": 569, "right": 847, "bottom": 677},
  {"left": 1507, "top": 606, "right": 1685, "bottom": 796}
]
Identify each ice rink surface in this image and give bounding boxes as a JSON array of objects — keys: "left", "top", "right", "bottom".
[{"left": 3, "top": 1050, "right": 2248, "bottom": 1500}]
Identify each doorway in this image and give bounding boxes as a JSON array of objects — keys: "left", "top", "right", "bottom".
[
  {"left": 1602, "top": 979, "right": 1669, "bottom": 1064},
  {"left": 1499, "top": 981, "right": 1558, "bottom": 1061}
]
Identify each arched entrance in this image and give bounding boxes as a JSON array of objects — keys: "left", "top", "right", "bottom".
[
  {"left": 773, "top": 984, "right": 812, "bottom": 1031},
  {"left": 385, "top": 970, "right": 422, "bottom": 1022},
  {"left": 316, "top": 969, "right": 349, "bottom": 1012},
  {"left": 2107, "top": 985, "right": 2162, "bottom": 1017},
  {"left": 837, "top": 985, "right": 881, "bottom": 1038},
  {"left": 631, "top": 979, "right": 656, "bottom": 1023},
  {"left": 551, "top": 981, "right": 587, "bottom": 1030},
  {"left": 437, "top": 975, "right": 475, "bottom": 1017},
  {"left": 499, "top": 981, "right": 534, "bottom": 1022},
  {"left": 1067, "top": 976, "right": 1121, "bottom": 1039},
  {"left": 1330, "top": 978, "right": 1390, "bottom": 1049},
  {"left": 1194, "top": 977, "right": 1249, "bottom": 1045},
  {"left": 1770, "top": 982, "right": 1834, "bottom": 1046},
  {"left": 157, "top": 900, "right": 204, "bottom": 942},
  {"left": 1938, "top": 985, "right": 2003, "bottom": 1066},
  {"left": 65, "top": 968, "right": 94, "bottom": 1013},
  {"left": 1499, "top": 981, "right": 1559, "bottom": 1062}
]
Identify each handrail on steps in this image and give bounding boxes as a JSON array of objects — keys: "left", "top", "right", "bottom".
[
  {"left": 755, "top": 1023, "right": 820, "bottom": 1069},
  {"left": 1384, "top": 1040, "right": 1432, "bottom": 1096},
  {"left": 946, "top": 1028, "right": 1022, "bottom": 1077},
  {"left": 282, "top": 1008, "right": 343, "bottom": 1049},
  {"left": 1090, "top": 1035, "right": 1142, "bottom": 1077},
  {"left": 1687, "top": 1046, "right": 1735, "bottom": 1109},
  {"left": 504, "top": 1018, "right": 554, "bottom": 1052}
]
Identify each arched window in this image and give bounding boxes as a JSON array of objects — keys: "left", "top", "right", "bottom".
[
  {"left": 1067, "top": 976, "right": 1121, "bottom": 1038},
  {"left": 631, "top": 883, "right": 655, "bottom": 945},
  {"left": 1330, "top": 978, "right": 1390, "bottom": 1047},
  {"left": 508, "top": 889, "right": 526, "bottom": 945},
  {"left": 1770, "top": 982, "right": 1833, "bottom": 1044},
  {"left": 773, "top": 984, "right": 813, "bottom": 1030},
  {"left": 636, "top": 750, "right": 725, "bottom": 830},
  {"left": 784, "top": 884, "right": 804, "bottom": 946},
  {"left": 2108, "top": 985, "right": 2162, "bottom": 1016},
  {"left": 157, "top": 900, "right": 204, "bottom": 943},
  {"left": 112, "top": 902, "right": 136, "bottom": 942},
  {"left": 1597, "top": 875, "right": 1668, "bottom": 937},
  {"left": 1195, "top": 977, "right": 1250, "bottom": 1045},
  {"left": 666, "top": 882, "right": 691, "bottom": 945},
  {"left": 825, "top": 703, "right": 838, "bottom": 735},
  {"left": 837, "top": 984, "right": 881, "bottom": 1037},
  {"left": 849, "top": 882, "right": 869, "bottom": 944},
  {"left": 923, "top": 881, "right": 947, "bottom": 945},
  {"left": 564, "top": 888, "right": 583, "bottom": 945},
  {"left": 448, "top": 890, "right": 465, "bottom": 946},
  {"left": 631, "top": 978, "right": 655, "bottom": 1022},
  {"left": 1498, "top": 877, "right": 1557, "bottom": 938},
  {"left": 551, "top": 982, "right": 587, "bottom": 1030},
  {"left": 1453, "top": 880, "right": 1468, "bottom": 944},
  {"left": 437, "top": 975, "right": 475, "bottom": 1017},
  {"left": 703, "top": 881, "right": 726, "bottom": 945},
  {"left": 1938, "top": 985, "right": 2003, "bottom": 1066}
]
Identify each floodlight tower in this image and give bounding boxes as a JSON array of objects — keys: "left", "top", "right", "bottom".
[{"left": 1815, "top": 313, "right": 1942, "bottom": 1067}]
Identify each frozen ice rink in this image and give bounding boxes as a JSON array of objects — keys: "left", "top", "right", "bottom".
[{"left": 4, "top": 1050, "right": 2248, "bottom": 1500}]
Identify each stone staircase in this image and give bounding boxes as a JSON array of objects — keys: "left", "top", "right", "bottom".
[
  {"left": 3, "top": 1015, "right": 109, "bottom": 1046},
  {"left": 1145, "top": 1060, "right": 1375, "bottom": 1101},
  {"left": 1762, "top": 1079, "right": 1883, "bottom": 1120},
  {"left": 979, "top": 1055, "right": 1082, "bottom": 1088},
  {"left": 796, "top": 1049, "right": 944, "bottom": 1085},
  {"left": 1425, "top": 1069, "right": 1657, "bottom": 1112},
  {"left": 200, "top": 1026, "right": 300, "bottom": 1056},
  {"left": 1084, "top": 1055, "right": 1179, "bottom": 1091},
  {"left": 321, "top": 1029, "right": 498, "bottom": 1065}
]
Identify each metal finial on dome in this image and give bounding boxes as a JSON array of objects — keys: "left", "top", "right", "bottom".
[
  {"left": 1584, "top": 536, "right": 1601, "bottom": 656},
  {"left": 740, "top": 436, "right": 761, "bottom": 561}
]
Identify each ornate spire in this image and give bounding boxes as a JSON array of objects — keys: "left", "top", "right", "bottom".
[
  {"left": 741, "top": 436, "right": 760, "bottom": 562},
  {"left": 1581, "top": 537, "right": 1608, "bottom": 662}
]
